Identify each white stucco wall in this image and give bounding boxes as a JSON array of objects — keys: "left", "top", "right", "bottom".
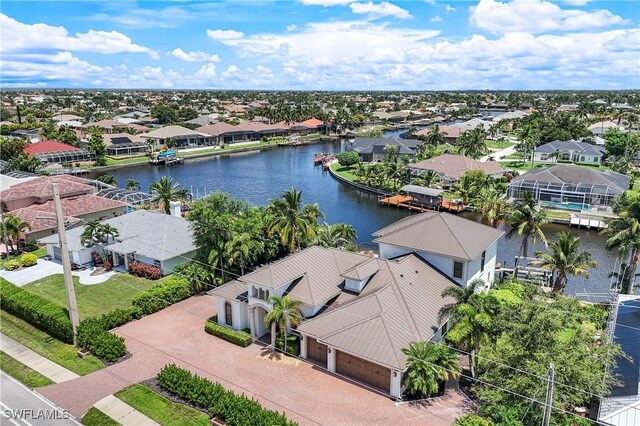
[
  {"left": 160, "top": 249, "right": 197, "bottom": 275},
  {"left": 215, "top": 298, "right": 249, "bottom": 331}
]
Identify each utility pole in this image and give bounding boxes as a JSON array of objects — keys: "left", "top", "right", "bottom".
[
  {"left": 542, "top": 363, "right": 555, "bottom": 426},
  {"left": 52, "top": 183, "right": 80, "bottom": 345}
]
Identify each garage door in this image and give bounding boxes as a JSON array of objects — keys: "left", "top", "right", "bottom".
[
  {"left": 307, "top": 337, "right": 327, "bottom": 367},
  {"left": 52, "top": 246, "right": 62, "bottom": 260},
  {"left": 336, "top": 351, "right": 391, "bottom": 393}
]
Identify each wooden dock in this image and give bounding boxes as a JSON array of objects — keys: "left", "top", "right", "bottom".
[
  {"left": 378, "top": 195, "right": 466, "bottom": 213},
  {"left": 149, "top": 156, "right": 184, "bottom": 165}
]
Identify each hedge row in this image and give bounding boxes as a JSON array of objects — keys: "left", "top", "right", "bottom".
[
  {"left": 76, "top": 307, "right": 141, "bottom": 362},
  {"left": 0, "top": 278, "right": 73, "bottom": 343},
  {"left": 204, "top": 321, "right": 252, "bottom": 348},
  {"left": 132, "top": 276, "right": 195, "bottom": 315},
  {"left": 157, "top": 364, "right": 297, "bottom": 426}
]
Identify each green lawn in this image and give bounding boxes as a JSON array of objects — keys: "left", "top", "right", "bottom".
[
  {"left": 0, "top": 351, "right": 54, "bottom": 388},
  {"left": 546, "top": 210, "right": 572, "bottom": 220},
  {"left": 23, "top": 274, "right": 156, "bottom": 319},
  {"left": 330, "top": 164, "right": 359, "bottom": 181},
  {"left": 116, "top": 384, "right": 210, "bottom": 426},
  {"left": 0, "top": 247, "right": 47, "bottom": 270},
  {"left": 81, "top": 408, "right": 120, "bottom": 426},
  {"left": 0, "top": 311, "right": 104, "bottom": 375},
  {"left": 103, "top": 156, "right": 148, "bottom": 167},
  {"left": 485, "top": 139, "right": 515, "bottom": 151}
]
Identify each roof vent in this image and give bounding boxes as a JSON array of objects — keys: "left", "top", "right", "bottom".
[
  {"left": 400, "top": 274, "right": 404, "bottom": 278},
  {"left": 415, "top": 270, "right": 419, "bottom": 274}
]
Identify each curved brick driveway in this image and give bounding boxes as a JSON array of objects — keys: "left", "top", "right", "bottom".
[{"left": 38, "top": 295, "right": 472, "bottom": 425}]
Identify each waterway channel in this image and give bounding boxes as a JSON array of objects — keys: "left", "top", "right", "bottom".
[{"left": 100, "top": 142, "right": 616, "bottom": 297}]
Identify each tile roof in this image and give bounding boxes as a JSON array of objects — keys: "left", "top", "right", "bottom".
[
  {"left": 410, "top": 154, "right": 505, "bottom": 180},
  {"left": 10, "top": 208, "right": 81, "bottom": 234},
  {"left": 372, "top": 212, "right": 504, "bottom": 261},
  {"left": 24, "top": 140, "right": 82, "bottom": 155},
  {"left": 0, "top": 175, "right": 95, "bottom": 203},
  {"left": 141, "top": 125, "right": 210, "bottom": 139}
]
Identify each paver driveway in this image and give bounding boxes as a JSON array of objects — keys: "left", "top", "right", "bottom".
[{"left": 39, "top": 295, "right": 472, "bottom": 425}]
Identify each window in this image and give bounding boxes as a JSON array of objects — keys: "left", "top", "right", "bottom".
[
  {"left": 480, "top": 250, "right": 486, "bottom": 273},
  {"left": 224, "top": 302, "right": 233, "bottom": 326},
  {"left": 540, "top": 154, "right": 548, "bottom": 160},
  {"left": 594, "top": 157, "right": 598, "bottom": 163},
  {"left": 453, "top": 261, "right": 464, "bottom": 279}
]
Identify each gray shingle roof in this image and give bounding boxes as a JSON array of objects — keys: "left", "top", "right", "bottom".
[
  {"left": 510, "top": 165, "right": 630, "bottom": 194},
  {"left": 372, "top": 212, "right": 503, "bottom": 261},
  {"left": 535, "top": 140, "right": 604, "bottom": 156},
  {"left": 350, "top": 137, "right": 420, "bottom": 156}
]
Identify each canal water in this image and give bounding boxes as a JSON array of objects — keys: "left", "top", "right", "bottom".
[{"left": 101, "top": 142, "right": 616, "bottom": 297}]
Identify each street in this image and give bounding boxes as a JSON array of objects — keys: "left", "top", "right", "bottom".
[{"left": 0, "top": 372, "right": 81, "bottom": 426}]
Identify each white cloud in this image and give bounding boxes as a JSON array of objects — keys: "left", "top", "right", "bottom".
[
  {"left": 445, "top": 4, "right": 456, "bottom": 12},
  {"left": 206, "top": 29, "right": 245, "bottom": 41},
  {"left": 286, "top": 24, "right": 298, "bottom": 32},
  {"left": 431, "top": 15, "right": 443, "bottom": 22},
  {"left": 0, "top": 13, "right": 156, "bottom": 57},
  {"left": 349, "top": 2, "right": 412, "bottom": 20},
  {"left": 470, "top": 0, "right": 627, "bottom": 34},
  {"left": 425, "top": 0, "right": 437, "bottom": 5},
  {"left": 169, "top": 48, "right": 220, "bottom": 62},
  {"left": 299, "top": 0, "right": 352, "bottom": 5},
  {"left": 195, "top": 63, "right": 217, "bottom": 79},
  {"left": 563, "top": 0, "right": 591, "bottom": 5}
]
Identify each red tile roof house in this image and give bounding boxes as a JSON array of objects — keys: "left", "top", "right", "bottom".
[
  {"left": 288, "top": 118, "right": 323, "bottom": 135},
  {"left": 24, "top": 140, "right": 95, "bottom": 165},
  {"left": 209, "top": 212, "right": 503, "bottom": 399},
  {"left": 0, "top": 176, "right": 127, "bottom": 242}
]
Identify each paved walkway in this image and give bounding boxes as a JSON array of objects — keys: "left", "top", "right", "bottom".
[
  {"left": 0, "top": 334, "right": 79, "bottom": 383},
  {"left": 38, "top": 295, "right": 472, "bottom": 425},
  {"left": 0, "top": 258, "right": 117, "bottom": 286},
  {"left": 94, "top": 395, "right": 160, "bottom": 426},
  {"left": 1, "top": 333, "right": 156, "bottom": 426}
]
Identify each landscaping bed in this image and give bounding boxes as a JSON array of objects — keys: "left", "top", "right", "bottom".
[{"left": 0, "top": 350, "right": 54, "bottom": 388}]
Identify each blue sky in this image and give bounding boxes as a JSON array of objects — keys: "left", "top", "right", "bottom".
[{"left": 1, "top": 0, "right": 639, "bottom": 89}]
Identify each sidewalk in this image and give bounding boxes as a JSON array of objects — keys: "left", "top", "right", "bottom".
[{"left": 1, "top": 333, "right": 157, "bottom": 425}]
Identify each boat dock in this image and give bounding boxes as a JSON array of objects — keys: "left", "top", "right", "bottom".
[
  {"left": 149, "top": 150, "right": 184, "bottom": 165},
  {"left": 569, "top": 214, "right": 608, "bottom": 230},
  {"left": 378, "top": 194, "right": 466, "bottom": 213}
]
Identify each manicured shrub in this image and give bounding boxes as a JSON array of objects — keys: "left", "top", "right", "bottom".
[
  {"left": 204, "top": 321, "right": 252, "bottom": 348},
  {"left": 129, "top": 261, "right": 162, "bottom": 280},
  {"left": 157, "top": 364, "right": 296, "bottom": 426},
  {"left": 20, "top": 253, "right": 38, "bottom": 267},
  {"left": 0, "top": 278, "right": 73, "bottom": 343},
  {"left": 275, "top": 335, "right": 300, "bottom": 356},
  {"left": 132, "top": 276, "right": 195, "bottom": 315},
  {"left": 336, "top": 151, "right": 360, "bottom": 167},
  {"left": 4, "top": 259, "right": 21, "bottom": 271},
  {"left": 77, "top": 317, "right": 126, "bottom": 362},
  {"left": 99, "top": 307, "right": 142, "bottom": 330}
]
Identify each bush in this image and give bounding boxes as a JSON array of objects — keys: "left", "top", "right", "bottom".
[
  {"left": 77, "top": 317, "right": 126, "bottom": 362},
  {"left": 20, "top": 253, "right": 38, "bottom": 267},
  {"left": 4, "top": 259, "right": 21, "bottom": 271},
  {"left": 336, "top": 151, "right": 360, "bottom": 167},
  {"left": 453, "top": 414, "right": 494, "bottom": 426},
  {"left": 128, "top": 261, "right": 162, "bottom": 280},
  {"left": 132, "top": 276, "right": 195, "bottom": 315},
  {"left": 0, "top": 278, "right": 73, "bottom": 343},
  {"left": 157, "top": 364, "right": 296, "bottom": 426},
  {"left": 275, "top": 334, "right": 300, "bottom": 356},
  {"left": 204, "top": 321, "right": 252, "bottom": 348}
]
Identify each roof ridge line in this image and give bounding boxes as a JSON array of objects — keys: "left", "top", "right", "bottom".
[
  {"left": 441, "top": 215, "right": 473, "bottom": 259},
  {"left": 385, "top": 260, "right": 421, "bottom": 341}
]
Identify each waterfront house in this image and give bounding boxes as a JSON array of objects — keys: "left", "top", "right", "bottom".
[
  {"left": 81, "top": 119, "right": 148, "bottom": 135},
  {"left": 209, "top": 212, "right": 502, "bottom": 398},
  {"left": 141, "top": 125, "right": 214, "bottom": 149},
  {"left": 40, "top": 209, "right": 197, "bottom": 273},
  {"left": 409, "top": 154, "right": 506, "bottom": 186},
  {"left": 102, "top": 133, "right": 149, "bottom": 156},
  {"left": 24, "top": 140, "right": 95, "bottom": 165},
  {"left": 415, "top": 125, "right": 461, "bottom": 144},
  {"left": 533, "top": 140, "right": 605, "bottom": 164},
  {"left": 507, "top": 164, "right": 630, "bottom": 210},
  {"left": 349, "top": 137, "right": 421, "bottom": 162},
  {"left": 197, "top": 122, "right": 289, "bottom": 144}
]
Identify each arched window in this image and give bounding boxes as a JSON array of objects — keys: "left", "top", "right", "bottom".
[
  {"left": 224, "top": 302, "right": 233, "bottom": 326},
  {"left": 258, "top": 288, "right": 265, "bottom": 300}
]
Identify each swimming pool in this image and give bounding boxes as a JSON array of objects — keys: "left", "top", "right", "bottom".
[{"left": 542, "top": 201, "right": 589, "bottom": 211}]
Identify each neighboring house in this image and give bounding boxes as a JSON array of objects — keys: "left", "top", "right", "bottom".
[
  {"left": 24, "top": 140, "right": 95, "bottom": 165},
  {"left": 414, "top": 125, "right": 461, "bottom": 144},
  {"left": 0, "top": 175, "right": 95, "bottom": 211},
  {"left": 10, "top": 129, "right": 41, "bottom": 143},
  {"left": 492, "top": 110, "right": 529, "bottom": 122},
  {"left": 140, "top": 125, "right": 214, "bottom": 149},
  {"left": 209, "top": 212, "right": 502, "bottom": 399},
  {"left": 588, "top": 121, "right": 623, "bottom": 136},
  {"left": 508, "top": 165, "right": 630, "bottom": 209},
  {"left": 52, "top": 114, "right": 83, "bottom": 122},
  {"left": 597, "top": 296, "right": 640, "bottom": 426},
  {"left": 372, "top": 212, "right": 503, "bottom": 287},
  {"left": 102, "top": 133, "right": 149, "bottom": 156},
  {"left": 409, "top": 154, "right": 506, "bottom": 186},
  {"left": 40, "top": 209, "right": 197, "bottom": 273},
  {"left": 81, "top": 119, "right": 148, "bottom": 134},
  {"left": 197, "top": 122, "right": 289, "bottom": 144},
  {"left": 533, "top": 140, "right": 605, "bottom": 164},
  {"left": 348, "top": 137, "right": 420, "bottom": 162}
]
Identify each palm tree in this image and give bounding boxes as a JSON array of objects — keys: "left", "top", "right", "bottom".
[
  {"left": 126, "top": 179, "right": 140, "bottom": 191},
  {"left": 401, "top": 342, "right": 461, "bottom": 398},
  {"left": 225, "top": 233, "right": 258, "bottom": 275},
  {"left": 150, "top": 176, "right": 190, "bottom": 214},
  {"left": 532, "top": 232, "right": 597, "bottom": 293},
  {"left": 456, "top": 127, "right": 488, "bottom": 159},
  {"left": 609, "top": 263, "right": 640, "bottom": 294},
  {"left": 0, "top": 214, "right": 30, "bottom": 253},
  {"left": 313, "top": 223, "right": 357, "bottom": 248},
  {"left": 97, "top": 174, "right": 118, "bottom": 186},
  {"left": 414, "top": 170, "right": 440, "bottom": 188},
  {"left": 516, "top": 124, "right": 539, "bottom": 167},
  {"left": 424, "top": 124, "right": 445, "bottom": 146},
  {"left": 264, "top": 295, "right": 303, "bottom": 354},
  {"left": 604, "top": 199, "right": 640, "bottom": 294},
  {"left": 268, "top": 188, "right": 321, "bottom": 253},
  {"left": 506, "top": 191, "right": 548, "bottom": 258},
  {"left": 81, "top": 221, "right": 120, "bottom": 246},
  {"left": 452, "top": 173, "right": 476, "bottom": 205},
  {"left": 476, "top": 187, "right": 507, "bottom": 228},
  {"left": 437, "top": 279, "right": 484, "bottom": 324}
]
